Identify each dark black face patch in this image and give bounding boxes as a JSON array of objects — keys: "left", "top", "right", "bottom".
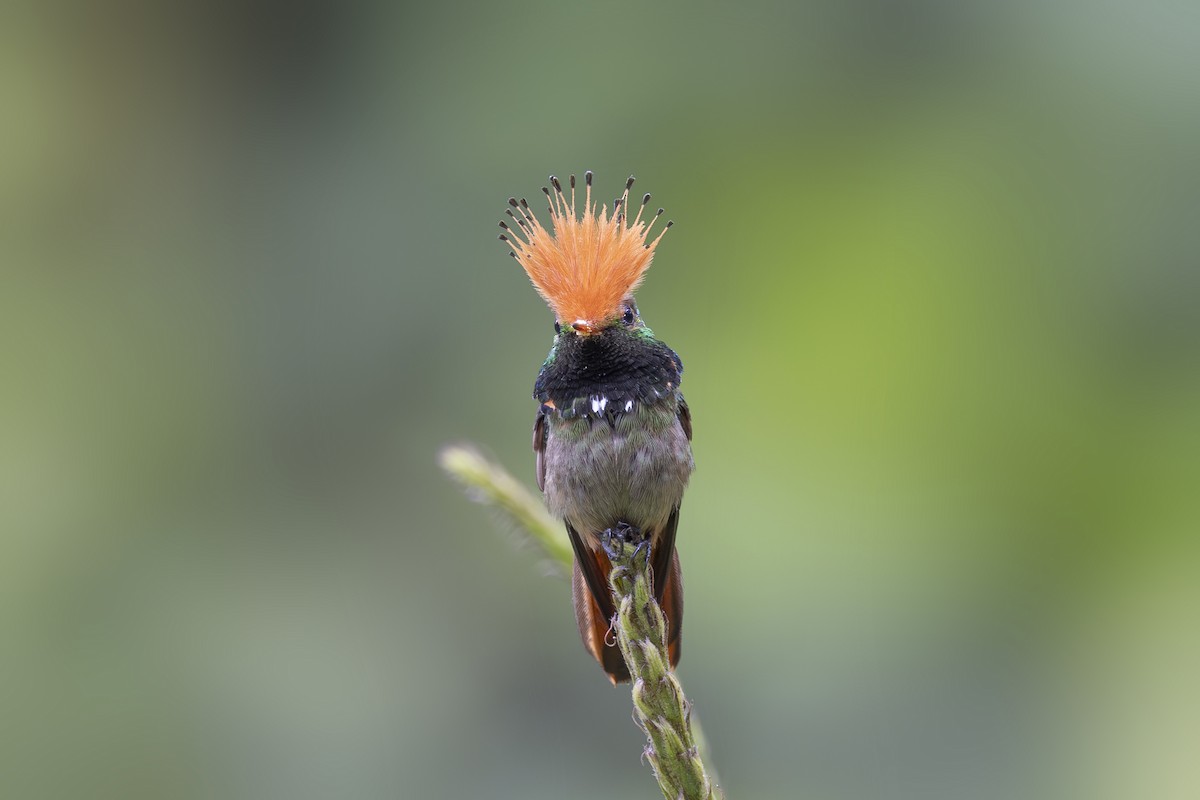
[{"left": 534, "top": 325, "right": 682, "bottom": 413}]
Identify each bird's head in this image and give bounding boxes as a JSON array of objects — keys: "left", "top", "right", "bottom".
[{"left": 499, "top": 172, "right": 672, "bottom": 337}]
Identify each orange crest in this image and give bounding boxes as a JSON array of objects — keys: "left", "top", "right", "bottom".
[{"left": 499, "top": 172, "right": 672, "bottom": 326}]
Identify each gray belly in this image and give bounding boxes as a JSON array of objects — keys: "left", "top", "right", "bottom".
[{"left": 543, "top": 401, "right": 693, "bottom": 541}]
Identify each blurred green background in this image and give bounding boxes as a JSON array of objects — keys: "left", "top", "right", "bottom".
[{"left": 4, "top": 1, "right": 1198, "bottom": 798}]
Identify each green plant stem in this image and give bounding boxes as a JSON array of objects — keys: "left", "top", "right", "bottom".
[
  {"left": 439, "top": 445, "right": 723, "bottom": 799},
  {"left": 438, "top": 445, "right": 572, "bottom": 571},
  {"left": 602, "top": 529, "right": 719, "bottom": 800}
]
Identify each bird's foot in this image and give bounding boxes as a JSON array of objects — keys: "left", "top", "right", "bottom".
[
  {"left": 613, "top": 521, "right": 646, "bottom": 545},
  {"left": 602, "top": 522, "right": 651, "bottom": 569}
]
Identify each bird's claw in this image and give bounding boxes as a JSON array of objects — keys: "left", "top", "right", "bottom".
[
  {"left": 601, "top": 522, "right": 649, "bottom": 564},
  {"left": 614, "top": 521, "right": 645, "bottom": 544}
]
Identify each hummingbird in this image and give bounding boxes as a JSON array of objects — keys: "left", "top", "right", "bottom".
[{"left": 499, "top": 172, "right": 694, "bottom": 683}]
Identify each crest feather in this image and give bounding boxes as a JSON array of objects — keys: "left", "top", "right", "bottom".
[{"left": 498, "top": 172, "right": 672, "bottom": 324}]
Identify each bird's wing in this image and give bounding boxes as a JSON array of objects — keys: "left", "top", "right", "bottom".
[
  {"left": 677, "top": 394, "right": 693, "bottom": 441},
  {"left": 532, "top": 407, "right": 547, "bottom": 493},
  {"left": 566, "top": 522, "right": 616, "bottom": 624}
]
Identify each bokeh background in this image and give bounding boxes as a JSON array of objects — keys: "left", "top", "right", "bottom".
[{"left": 4, "top": 1, "right": 1198, "bottom": 798}]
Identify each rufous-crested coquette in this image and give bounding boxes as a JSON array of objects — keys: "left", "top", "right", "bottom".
[{"left": 498, "top": 171, "right": 693, "bottom": 683}]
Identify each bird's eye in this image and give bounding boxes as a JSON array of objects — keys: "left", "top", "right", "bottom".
[
  {"left": 554, "top": 321, "right": 562, "bottom": 334},
  {"left": 621, "top": 304, "right": 637, "bottom": 325}
]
